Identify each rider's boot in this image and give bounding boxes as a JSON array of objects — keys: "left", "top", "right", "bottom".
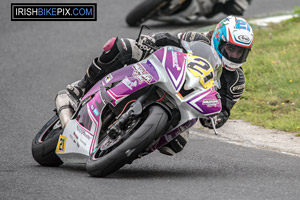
[
  {"left": 55, "top": 37, "right": 143, "bottom": 128},
  {"left": 158, "top": 131, "right": 189, "bottom": 156}
]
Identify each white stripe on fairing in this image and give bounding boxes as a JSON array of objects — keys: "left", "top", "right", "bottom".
[
  {"left": 107, "top": 90, "right": 116, "bottom": 100},
  {"left": 162, "top": 48, "right": 167, "bottom": 66},
  {"left": 167, "top": 64, "right": 185, "bottom": 91},
  {"left": 188, "top": 90, "right": 211, "bottom": 113},
  {"left": 107, "top": 89, "right": 124, "bottom": 101}
]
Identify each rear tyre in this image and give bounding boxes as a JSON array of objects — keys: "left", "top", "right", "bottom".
[
  {"left": 32, "top": 115, "right": 63, "bottom": 167},
  {"left": 126, "top": 0, "right": 170, "bottom": 26},
  {"left": 86, "top": 105, "right": 168, "bottom": 177}
]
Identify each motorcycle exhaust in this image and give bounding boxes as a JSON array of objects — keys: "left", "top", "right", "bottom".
[{"left": 55, "top": 90, "right": 75, "bottom": 129}]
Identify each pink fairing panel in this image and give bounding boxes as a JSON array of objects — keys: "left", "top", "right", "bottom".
[{"left": 186, "top": 88, "right": 222, "bottom": 116}]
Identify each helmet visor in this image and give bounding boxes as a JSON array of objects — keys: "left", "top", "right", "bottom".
[{"left": 220, "top": 43, "right": 251, "bottom": 64}]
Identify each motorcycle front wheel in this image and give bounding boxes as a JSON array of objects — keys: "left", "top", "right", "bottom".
[
  {"left": 32, "top": 114, "right": 63, "bottom": 167},
  {"left": 86, "top": 105, "right": 168, "bottom": 177},
  {"left": 126, "top": 0, "right": 171, "bottom": 26}
]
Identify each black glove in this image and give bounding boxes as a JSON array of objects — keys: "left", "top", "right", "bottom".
[
  {"left": 199, "top": 110, "right": 229, "bottom": 129},
  {"left": 153, "top": 32, "right": 182, "bottom": 48}
]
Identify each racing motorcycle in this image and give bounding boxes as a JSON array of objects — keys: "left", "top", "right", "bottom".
[
  {"left": 32, "top": 31, "right": 223, "bottom": 177},
  {"left": 126, "top": 0, "right": 251, "bottom": 26}
]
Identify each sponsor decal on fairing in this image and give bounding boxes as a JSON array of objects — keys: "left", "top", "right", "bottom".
[
  {"left": 132, "top": 63, "right": 153, "bottom": 84},
  {"left": 202, "top": 99, "right": 219, "bottom": 107},
  {"left": 122, "top": 76, "right": 137, "bottom": 90},
  {"left": 104, "top": 74, "right": 113, "bottom": 83}
]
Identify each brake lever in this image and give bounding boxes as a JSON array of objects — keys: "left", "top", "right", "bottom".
[{"left": 136, "top": 24, "right": 150, "bottom": 43}]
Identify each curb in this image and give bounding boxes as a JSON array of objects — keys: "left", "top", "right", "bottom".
[{"left": 190, "top": 120, "right": 300, "bottom": 157}]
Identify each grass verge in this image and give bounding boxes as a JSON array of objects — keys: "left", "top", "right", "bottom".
[{"left": 230, "top": 10, "right": 300, "bottom": 135}]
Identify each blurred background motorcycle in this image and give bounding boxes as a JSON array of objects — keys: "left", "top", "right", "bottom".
[{"left": 126, "top": 0, "right": 252, "bottom": 26}]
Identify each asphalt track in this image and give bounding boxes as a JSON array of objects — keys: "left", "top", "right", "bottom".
[{"left": 1, "top": 0, "right": 300, "bottom": 199}]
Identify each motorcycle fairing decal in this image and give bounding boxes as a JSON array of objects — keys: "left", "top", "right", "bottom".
[
  {"left": 56, "top": 135, "right": 67, "bottom": 153},
  {"left": 186, "top": 88, "right": 221, "bottom": 116},
  {"left": 122, "top": 76, "right": 138, "bottom": 90},
  {"left": 132, "top": 63, "right": 153, "bottom": 84},
  {"left": 107, "top": 61, "right": 159, "bottom": 106},
  {"left": 87, "top": 93, "right": 102, "bottom": 123},
  {"left": 186, "top": 55, "right": 214, "bottom": 89},
  {"left": 163, "top": 50, "right": 187, "bottom": 92},
  {"left": 74, "top": 120, "right": 96, "bottom": 156},
  {"left": 104, "top": 73, "right": 113, "bottom": 83},
  {"left": 57, "top": 119, "right": 95, "bottom": 158}
]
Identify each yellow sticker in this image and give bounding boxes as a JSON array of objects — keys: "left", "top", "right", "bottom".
[
  {"left": 56, "top": 135, "right": 67, "bottom": 153},
  {"left": 186, "top": 55, "right": 214, "bottom": 89}
]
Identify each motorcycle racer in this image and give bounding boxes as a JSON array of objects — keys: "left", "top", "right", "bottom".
[
  {"left": 55, "top": 16, "right": 253, "bottom": 156},
  {"left": 194, "top": 0, "right": 252, "bottom": 19},
  {"left": 126, "top": 0, "right": 252, "bottom": 26}
]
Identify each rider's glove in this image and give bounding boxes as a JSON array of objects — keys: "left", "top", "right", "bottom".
[
  {"left": 136, "top": 34, "right": 156, "bottom": 53},
  {"left": 199, "top": 110, "right": 229, "bottom": 129}
]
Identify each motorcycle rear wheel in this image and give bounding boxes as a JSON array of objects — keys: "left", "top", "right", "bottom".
[
  {"left": 126, "top": 0, "right": 170, "bottom": 26},
  {"left": 86, "top": 105, "right": 168, "bottom": 177},
  {"left": 32, "top": 114, "right": 63, "bottom": 167}
]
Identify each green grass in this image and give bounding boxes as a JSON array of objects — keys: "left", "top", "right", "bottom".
[{"left": 230, "top": 12, "right": 300, "bottom": 135}]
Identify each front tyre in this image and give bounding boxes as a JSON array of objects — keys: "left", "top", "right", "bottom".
[
  {"left": 86, "top": 105, "right": 168, "bottom": 177},
  {"left": 32, "top": 115, "right": 63, "bottom": 167}
]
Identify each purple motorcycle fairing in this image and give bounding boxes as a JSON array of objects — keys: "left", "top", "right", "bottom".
[
  {"left": 106, "top": 61, "right": 159, "bottom": 106},
  {"left": 187, "top": 87, "right": 221, "bottom": 116},
  {"left": 154, "top": 47, "right": 187, "bottom": 93},
  {"left": 74, "top": 59, "right": 161, "bottom": 154},
  {"left": 73, "top": 46, "right": 221, "bottom": 156},
  {"left": 83, "top": 60, "right": 160, "bottom": 106}
]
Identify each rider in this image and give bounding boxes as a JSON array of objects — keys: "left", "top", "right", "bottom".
[
  {"left": 200, "top": 0, "right": 252, "bottom": 18},
  {"left": 55, "top": 15, "right": 253, "bottom": 156},
  {"left": 164, "top": 0, "right": 252, "bottom": 22}
]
